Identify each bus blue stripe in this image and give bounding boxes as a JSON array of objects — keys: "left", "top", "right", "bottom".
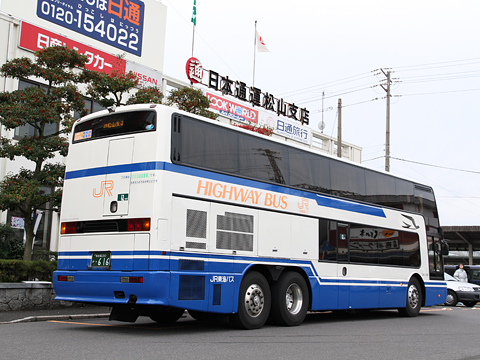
[
  {"left": 58, "top": 249, "right": 437, "bottom": 288},
  {"left": 65, "top": 161, "right": 385, "bottom": 217}
]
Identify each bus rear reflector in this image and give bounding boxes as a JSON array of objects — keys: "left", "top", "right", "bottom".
[
  {"left": 127, "top": 218, "right": 150, "bottom": 232},
  {"left": 58, "top": 275, "right": 75, "bottom": 282},
  {"left": 120, "top": 276, "right": 143, "bottom": 283}
]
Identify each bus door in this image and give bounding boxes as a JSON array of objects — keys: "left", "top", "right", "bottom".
[
  {"left": 340, "top": 224, "right": 380, "bottom": 310},
  {"left": 102, "top": 137, "right": 134, "bottom": 216},
  {"left": 318, "top": 219, "right": 340, "bottom": 310}
]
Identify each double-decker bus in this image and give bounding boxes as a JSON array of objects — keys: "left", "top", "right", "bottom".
[{"left": 54, "top": 104, "right": 447, "bottom": 329}]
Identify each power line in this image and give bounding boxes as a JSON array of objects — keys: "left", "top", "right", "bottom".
[
  {"left": 363, "top": 156, "right": 480, "bottom": 175},
  {"left": 277, "top": 72, "right": 374, "bottom": 97},
  {"left": 401, "top": 88, "right": 480, "bottom": 97},
  {"left": 393, "top": 58, "right": 480, "bottom": 72}
]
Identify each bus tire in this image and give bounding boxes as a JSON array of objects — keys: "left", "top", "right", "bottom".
[
  {"left": 231, "top": 271, "right": 271, "bottom": 330},
  {"left": 398, "top": 278, "right": 422, "bottom": 317},
  {"left": 269, "top": 271, "right": 309, "bottom": 326},
  {"left": 149, "top": 307, "right": 185, "bottom": 324}
]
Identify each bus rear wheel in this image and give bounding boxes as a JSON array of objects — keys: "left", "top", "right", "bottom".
[
  {"left": 269, "top": 271, "right": 309, "bottom": 326},
  {"left": 231, "top": 271, "right": 271, "bottom": 330},
  {"left": 398, "top": 278, "right": 422, "bottom": 317}
]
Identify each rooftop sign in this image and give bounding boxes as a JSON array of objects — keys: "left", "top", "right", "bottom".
[{"left": 186, "top": 57, "right": 309, "bottom": 125}]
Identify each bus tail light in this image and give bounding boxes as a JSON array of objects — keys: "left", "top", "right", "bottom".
[
  {"left": 58, "top": 275, "right": 75, "bottom": 282},
  {"left": 127, "top": 218, "right": 150, "bottom": 232},
  {"left": 61, "top": 222, "right": 77, "bottom": 234},
  {"left": 120, "top": 276, "right": 143, "bottom": 283}
]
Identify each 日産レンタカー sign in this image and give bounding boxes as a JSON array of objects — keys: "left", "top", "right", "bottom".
[
  {"left": 36, "top": 0, "right": 145, "bottom": 56},
  {"left": 19, "top": 22, "right": 125, "bottom": 75}
]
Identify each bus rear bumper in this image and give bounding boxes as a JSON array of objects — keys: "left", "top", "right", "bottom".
[{"left": 53, "top": 270, "right": 170, "bottom": 306}]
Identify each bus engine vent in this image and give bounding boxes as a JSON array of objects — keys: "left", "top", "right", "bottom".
[
  {"left": 178, "top": 275, "right": 205, "bottom": 300},
  {"left": 186, "top": 209, "right": 207, "bottom": 238},
  {"left": 212, "top": 284, "right": 221, "bottom": 306},
  {"left": 186, "top": 241, "right": 206, "bottom": 250},
  {"left": 216, "top": 212, "right": 254, "bottom": 251}
]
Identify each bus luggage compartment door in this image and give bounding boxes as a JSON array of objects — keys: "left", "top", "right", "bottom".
[{"left": 103, "top": 138, "right": 134, "bottom": 216}]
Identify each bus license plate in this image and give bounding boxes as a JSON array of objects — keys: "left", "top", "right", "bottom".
[{"left": 91, "top": 252, "right": 111, "bottom": 268}]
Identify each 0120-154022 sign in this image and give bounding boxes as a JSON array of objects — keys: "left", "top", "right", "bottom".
[{"left": 37, "top": 0, "right": 144, "bottom": 56}]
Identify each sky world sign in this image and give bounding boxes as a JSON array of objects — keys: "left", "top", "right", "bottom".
[{"left": 36, "top": 0, "right": 145, "bottom": 56}]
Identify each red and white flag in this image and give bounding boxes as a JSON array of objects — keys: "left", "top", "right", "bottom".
[{"left": 256, "top": 30, "right": 270, "bottom": 53}]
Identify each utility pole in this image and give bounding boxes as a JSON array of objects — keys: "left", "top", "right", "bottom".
[
  {"left": 380, "top": 69, "right": 391, "bottom": 172},
  {"left": 322, "top": 91, "right": 325, "bottom": 129},
  {"left": 337, "top": 98, "right": 342, "bottom": 158}
]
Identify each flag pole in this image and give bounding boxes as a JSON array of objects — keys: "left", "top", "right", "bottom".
[
  {"left": 253, "top": 20, "right": 257, "bottom": 87},
  {"left": 192, "top": 25, "right": 195, "bottom": 57},
  {"left": 191, "top": 0, "right": 196, "bottom": 58}
]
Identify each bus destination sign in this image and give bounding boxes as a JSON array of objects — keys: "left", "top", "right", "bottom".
[{"left": 103, "top": 120, "right": 124, "bottom": 129}]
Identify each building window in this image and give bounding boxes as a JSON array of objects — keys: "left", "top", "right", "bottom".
[
  {"left": 13, "top": 80, "right": 59, "bottom": 139},
  {"left": 74, "top": 98, "right": 105, "bottom": 119}
]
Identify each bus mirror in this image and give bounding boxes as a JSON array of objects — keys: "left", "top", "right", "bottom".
[{"left": 441, "top": 240, "right": 449, "bottom": 256}]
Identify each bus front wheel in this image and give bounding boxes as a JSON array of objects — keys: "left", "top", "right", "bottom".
[
  {"left": 231, "top": 271, "right": 271, "bottom": 330},
  {"left": 398, "top": 278, "right": 422, "bottom": 317},
  {"left": 269, "top": 271, "right": 309, "bottom": 326}
]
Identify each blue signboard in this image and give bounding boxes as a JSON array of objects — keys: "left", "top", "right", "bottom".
[{"left": 37, "top": 0, "right": 144, "bottom": 56}]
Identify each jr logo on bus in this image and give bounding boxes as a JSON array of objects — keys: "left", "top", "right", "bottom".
[
  {"left": 93, "top": 181, "right": 114, "bottom": 198},
  {"left": 210, "top": 276, "right": 234, "bottom": 283},
  {"left": 298, "top": 198, "right": 309, "bottom": 214}
]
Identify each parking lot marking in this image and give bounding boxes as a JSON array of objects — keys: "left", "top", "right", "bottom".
[{"left": 421, "top": 307, "right": 451, "bottom": 312}]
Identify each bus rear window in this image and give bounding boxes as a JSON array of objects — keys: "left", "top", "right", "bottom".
[{"left": 73, "top": 110, "right": 156, "bottom": 143}]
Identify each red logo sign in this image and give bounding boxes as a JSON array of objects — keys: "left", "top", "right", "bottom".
[
  {"left": 19, "top": 22, "right": 124, "bottom": 75},
  {"left": 186, "top": 57, "right": 203, "bottom": 83}
]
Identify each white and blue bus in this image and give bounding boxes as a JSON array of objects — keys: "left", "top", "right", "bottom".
[{"left": 54, "top": 104, "right": 447, "bottom": 329}]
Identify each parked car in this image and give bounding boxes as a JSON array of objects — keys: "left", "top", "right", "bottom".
[
  {"left": 444, "top": 272, "right": 480, "bottom": 307},
  {"left": 445, "top": 265, "right": 480, "bottom": 285}
]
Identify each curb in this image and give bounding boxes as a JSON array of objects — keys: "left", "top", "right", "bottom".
[{"left": 0, "top": 313, "right": 110, "bottom": 325}]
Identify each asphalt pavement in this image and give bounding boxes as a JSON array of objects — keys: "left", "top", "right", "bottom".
[{"left": 0, "top": 305, "right": 110, "bottom": 324}]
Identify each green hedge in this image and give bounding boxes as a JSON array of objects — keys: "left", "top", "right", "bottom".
[{"left": 0, "top": 260, "right": 57, "bottom": 282}]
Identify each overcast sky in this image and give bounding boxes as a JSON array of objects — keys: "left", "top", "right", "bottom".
[{"left": 160, "top": 0, "right": 480, "bottom": 226}]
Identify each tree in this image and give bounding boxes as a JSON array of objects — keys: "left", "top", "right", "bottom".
[
  {"left": 126, "top": 86, "right": 164, "bottom": 105},
  {"left": 85, "top": 55, "right": 141, "bottom": 107},
  {"left": 85, "top": 54, "right": 164, "bottom": 107},
  {"left": 85, "top": 57, "right": 216, "bottom": 118},
  {"left": 166, "top": 87, "right": 218, "bottom": 120},
  {"left": 0, "top": 46, "right": 89, "bottom": 261},
  {"left": 0, "top": 223, "right": 23, "bottom": 260}
]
